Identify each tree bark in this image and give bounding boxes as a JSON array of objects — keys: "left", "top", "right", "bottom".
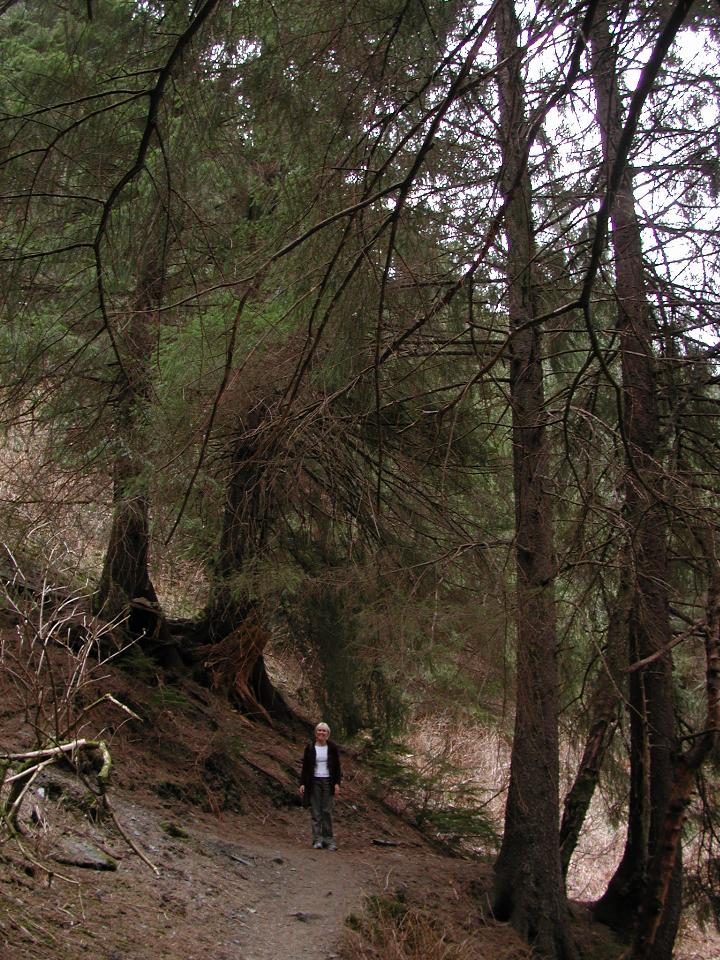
[
  {"left": 560, "top": 576, "right": 630, "bottom": 876},
  {"left": 200, "top": 407, "right": 291, "bottom": 720},
  {"left": 629, "top": 524, "right": 720, "bottom": 959},
  {"left": 589, "top": 5, "right": 680, "bottom": 956},
  {"left": 96, "top": 259, "right": 170, "bottom": 657},
  {"left": 204, "top": 406, "right": 271, "bottom": 636},
  {"left": 491, "top": 2, "right": 577, "bottom": 956}
]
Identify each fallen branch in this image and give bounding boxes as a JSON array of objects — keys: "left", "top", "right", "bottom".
[
  {"left": 2, "top": 739, "right": 97, "bottom": 762},
  {"left": 1, "top": 735, "right": 157, "bottom": 875},
  {"left": 104, "top": 801, "right": 160, "bottom": 876},
  {"left": 1, "top": 739, "right": 111, "bottom": 830}
]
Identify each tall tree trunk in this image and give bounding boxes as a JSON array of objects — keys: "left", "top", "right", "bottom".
[
  {"left": 560, "top": 575, "right": 630, "bottom": 876},
  {"left": 630, "top": 519, "right": 720, "bottom": 959},
  {"left": 95, "top": 1, "right": 223, "bottom": 658},
  {"left": 491, "top": 3, "right": 576, "bottom": 957},
  {"left": 96, "top": 262, "right": 169, "bottom": 654},
  {"left": 200, "top": 406, "right": 291, "bottom": 720},
  {"left": 589, "top": 4, "right": 680, "bottom": 956},
  {"left": 204, "top": 405, "right": 270, "bottom": 635}
]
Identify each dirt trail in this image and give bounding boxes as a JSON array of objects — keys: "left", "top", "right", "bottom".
[
  {"left": 102, "top": 797, "right": 379, "bottom": 960},
  {"left": 232, "top": 835, "right": 373, "bottom": 960},
  {"left": 0, "top": 671, "right": 494, "bottom": 960},
  {"left": 1, "top": 774, "right": 471, "bottom": 960},
  {"left": 1, "top": 662, "right": 714, "bottom": 960}
]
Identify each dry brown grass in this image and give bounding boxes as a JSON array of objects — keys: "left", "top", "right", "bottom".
[
  {"left": 0, "top": 426, "right": 208, "bottom": 620},
  {"left": 405, "top": 716, "right": 510, "bottom": 841},
  {"left": 340, "top": 893, "right": 530, "bottom": 960}
]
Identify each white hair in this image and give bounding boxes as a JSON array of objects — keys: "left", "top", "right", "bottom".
[{"left": 315, "top": 722, "right": 330, "bottom": 734}]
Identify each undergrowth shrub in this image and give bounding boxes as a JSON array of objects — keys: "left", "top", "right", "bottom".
[
  {"left": 0, "top": 551, "right": 135, "bottom": 838},
  {"left": 342, "top": 893, "right": 476, "bottom": 960},
  {"left": 287, "top": 583, "right": 406, "bottom": 738},
  {"left": 683, "top": 761, "right": 720, "bottom": 936},
  {"left": 366, "top": 740, "right": 499, "bottom": 853},
  {"left": 1, "top": 564, "right": 126, "bottom": 747}
]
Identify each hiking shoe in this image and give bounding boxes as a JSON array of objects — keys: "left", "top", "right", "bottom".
[
  {"left": 326, "top": 841, "right": 337, "bottom": 851},
  {"left": 312, "top": 840, "right": 323, "bottom": 849}
]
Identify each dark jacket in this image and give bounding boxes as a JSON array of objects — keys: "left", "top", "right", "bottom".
[{"left": 300, "top": 740, "right": 342, "bottom": 799}]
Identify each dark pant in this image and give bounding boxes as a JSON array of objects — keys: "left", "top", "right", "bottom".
[{"left": 310, "top": 778, "right": 334, "bottom": 844}]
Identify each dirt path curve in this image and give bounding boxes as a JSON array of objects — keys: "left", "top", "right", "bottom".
[
  {"left": 79, "top": 795, "right": 381, "bottom": 960},
  {"left": 1, "top": 710, "right": 472, "bottom": 960},
  {"left": 233, "top": 835, "right": 375, "bottom": 960},
  {"left": 2, "top": 758, "right": 465, "bottom": 960},
  {"left": 50, "top": 792, "right": 418, "bottom": 960},
  {"left": 169, "top": 799, "right": 460, "bottom": 960}
]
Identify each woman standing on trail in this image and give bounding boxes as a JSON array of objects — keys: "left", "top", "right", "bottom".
[{"left": 298, "top": 722, "right": 342, "bottom": 850}]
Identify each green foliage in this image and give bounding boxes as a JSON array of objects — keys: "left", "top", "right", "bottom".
[
  {"left": 365, "top": 739, "right": 499, "bottom": 852},
  {"left": 117, "top": 644, "right": 159, "bottom": 684},
  {"left": 289, "top": 582, "right": 407, "bottom": 739},
  {"left": 150, "top": 686, "right": 193, "bottom": 711},
  {"left": 160, "top": 820, "right": 189, "bottom": 839}
]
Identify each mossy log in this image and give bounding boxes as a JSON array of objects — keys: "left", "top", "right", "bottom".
[{"left": 1, "top": 739, "right": 112, "bottom": 830}]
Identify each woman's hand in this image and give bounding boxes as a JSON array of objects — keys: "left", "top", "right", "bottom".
[
  {"left": 334, "top": 784, "right": 341, "bottom": 797},
  {"left": 298, "top": 785, "right": 305, "bottom": 797}
]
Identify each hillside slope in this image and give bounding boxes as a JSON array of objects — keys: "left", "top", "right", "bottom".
[
  {"left": 0, "top": 651, "right": 652, "bottom": 960},
  {"left": 0, "top": 660, "right": 526, "bottom": 960}
]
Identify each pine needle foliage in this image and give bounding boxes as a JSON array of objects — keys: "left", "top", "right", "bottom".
[{"left": 365, "top": 738, "right": 499, "bottom": 853}]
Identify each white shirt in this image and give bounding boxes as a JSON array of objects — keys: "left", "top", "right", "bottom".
[{"left": 314, "top": 744, "right": 329, "bottom": 778}]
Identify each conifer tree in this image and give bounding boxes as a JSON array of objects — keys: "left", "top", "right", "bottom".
[{"left": 490, "top": 1, "right": 577, "bottom": 956}]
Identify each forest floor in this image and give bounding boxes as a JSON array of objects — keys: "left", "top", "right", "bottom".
[{"left": 0, "top": 650, "right": 713, "bottom": 960}]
